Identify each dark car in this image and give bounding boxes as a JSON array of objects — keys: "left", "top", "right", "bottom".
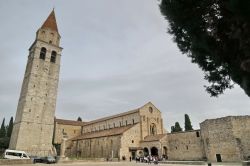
[
  {"left": 41, "top": 156, "right": 56, "bottom": 164},
  {"left": 30, "top": 156, "right": 42, "bottom": 163}
]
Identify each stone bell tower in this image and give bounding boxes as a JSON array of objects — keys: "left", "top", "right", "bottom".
[{"left": 9, "top": 10, "right": 63, "bottom": 156}]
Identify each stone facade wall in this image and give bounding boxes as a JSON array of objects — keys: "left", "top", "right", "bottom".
[
  {"left": 54, "top": 123, "right": 82, "bottom": 144},
  {"left": 167, "top": 130, "right": 205, "bottom": 161},
  {"left": 70, "top": 135, "right": 121, "bottom": 159},
  {"left": 120, "top": 124, "right": 141, "bottom": 160},
  {"left": 200, "top": 116, "right": 250, "bottom": 162},
  {"left": 139, "top": 103, "right": 165, "bottom": 140},
  {"left": 231, "top": 116, "right": 250, "bottom": 160},
  {"left": 0, "top": 159, "right": 33, "bottom": 165}
]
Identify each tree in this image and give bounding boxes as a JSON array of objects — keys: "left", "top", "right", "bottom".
[
  {"left": 160, "top": 0, "right": 250, "bottom": 97},
  {"left": 0, "top": 118, "right": 6, "bottom": 138},
  {"left": 184, "top": 114, "right": 193, "bottom": 131},
  {"left": 174, "top": 122, "right": 182, "bottom": 132},
  {"left": 77, "top": 117, "right": 82, "bottom": 122},
  {"left": 0, "top": 137, "right": 9, "bottom": 149},
  {"left": 171, "top": 126, "right": 175, "bottom": 133},
  {"left": 171, "top": 122, "right": 183, "bottom": 133},
  {"left": 7, "top": 117, "right": 13, "bottom": 137}
]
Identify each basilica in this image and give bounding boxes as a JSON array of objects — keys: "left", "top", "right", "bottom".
[{"left": 54, "top": 102, "right": 168, "bottom": 160}]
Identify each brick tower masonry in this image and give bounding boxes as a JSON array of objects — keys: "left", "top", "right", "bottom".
[{"left": 9, "top": 10, "right": 62, "bottom": 156}]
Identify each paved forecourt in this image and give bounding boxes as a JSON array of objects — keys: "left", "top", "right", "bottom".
[{"left": 0, "top": 161, "right": 243, "bottom": 166}]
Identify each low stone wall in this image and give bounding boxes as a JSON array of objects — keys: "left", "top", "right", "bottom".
[
  {"left": 167, "top": 130, "right": 205, "bottom": 161},
  {"left": 160, "top": 160, "right": 206, "bottom": 165},
  {"left": 242, "top": 161, "right": 250, "bottom": 166},
  {"left": 0, "top": 159, "right": 32, "bottom": 165},
  {"left": 58, "top": 158, "right": 106, "bottom": 163}
]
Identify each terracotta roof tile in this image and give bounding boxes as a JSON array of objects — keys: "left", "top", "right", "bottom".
[
  {"left": 84, "top": 109, "right": 139, "bottom": 125},
  {"left": 41, "top": 10, "right": 58, "bottom": 32},
  {"left": 55, "top": 118, "right": 86, "bottom": 126},
  {"left": 72, "top": 124, "right": 135, "bottom": 141}
]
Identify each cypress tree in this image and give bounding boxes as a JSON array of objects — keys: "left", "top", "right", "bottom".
[
  {"left": 7, "top": 117, "right": 13, "bottom": 137},
  {"left": 0, "top": 118, "right": 6, "bottom": 138},
  {"left": 174, "top": 122, "right": 182, "bottom": 132},
  {"left": 77, "top": 117, "right": 82, "bottom": 122},
  {"left": 184, "top": 114, "right": 193, "bottom": 131}
]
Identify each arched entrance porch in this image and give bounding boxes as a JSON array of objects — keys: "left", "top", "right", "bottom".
[
  {"left": 150, "top": 147, "right": 158, "bottom": 156},
  {"left": 143, "top": 147, "right": 149, "bottom": 156}
]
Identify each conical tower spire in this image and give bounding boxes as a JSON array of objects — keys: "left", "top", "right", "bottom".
[{"left": 41, "top": 9, "right": 59, "bottom": 33}]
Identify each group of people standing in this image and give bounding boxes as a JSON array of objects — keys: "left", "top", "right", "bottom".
[{"left": 135, "top": 155, "right": 159, "bottom": 164}]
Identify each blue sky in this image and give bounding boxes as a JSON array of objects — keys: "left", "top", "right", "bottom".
[{"left": 0, "top": 0, "right": 249, "bottom": 131}]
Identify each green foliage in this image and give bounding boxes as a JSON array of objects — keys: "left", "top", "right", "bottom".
[
  {"left": 184, "top": 114, "right": 193, "bottom": 131},
  {"left": 0, "top": 137, "right": 10, "bottom": 149},
  {"left": 171, "top": 126, "right": 175, "bottom": 133},
  {"left": 77, "top": 117, "right": 82, "bottom": 122},
  {"left": 7, "top": 117, "right": 13, "bottom": 137},
  {"left": 0, "top": 118, "right": 6, "bottom": 138},
  {"left": 160, "top": 0, "right": 250, "bottom": 97},
  {"left": 171, "top": 122, "right": 183, "bottom": 133},
  {"left": 0, "top": 117, "right": 14, "bottom": 150}
]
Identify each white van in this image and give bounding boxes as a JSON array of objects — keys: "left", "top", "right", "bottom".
[{"left": 4, "top": 149, "right": 30, "bottom": 159}]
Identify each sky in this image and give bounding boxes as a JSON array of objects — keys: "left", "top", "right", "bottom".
[{"left": 0, "top": 0, "right": 249, "bottom": 131}]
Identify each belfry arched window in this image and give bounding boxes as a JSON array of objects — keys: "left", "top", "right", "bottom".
[
  {"left": 150, "top": 123, "right": 157, "bottom": 135},
  {"left": 50, "top": 51, "right": 57, "bottom": 63},
  {"left": 40, "top": 47, "right": 46, "bottom": 60}
]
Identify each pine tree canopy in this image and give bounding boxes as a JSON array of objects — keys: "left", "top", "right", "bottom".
[
  {"left": 160, "top": 0, "right": 250, "bottom": 97},
  {"left": 184, "top": 114, "right": 193, "bottom": 131}
]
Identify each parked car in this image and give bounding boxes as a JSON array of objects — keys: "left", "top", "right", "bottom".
[
  {"left": 29, "top": 156, "right": 42, "bottom": 163},
  {"left": 3, "top": 149, "right": 30, "bottom": 159},
  {"left": 41, "top": 156, "right": 56, "bottom": 164}
]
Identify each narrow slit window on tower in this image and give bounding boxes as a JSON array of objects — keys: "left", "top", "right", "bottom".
[
  {"left": 50, "top": 51, "right": 57, "bottom": 63},
  {"left": 40, "top": 47, "right": 46, "bottom": 60}
]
